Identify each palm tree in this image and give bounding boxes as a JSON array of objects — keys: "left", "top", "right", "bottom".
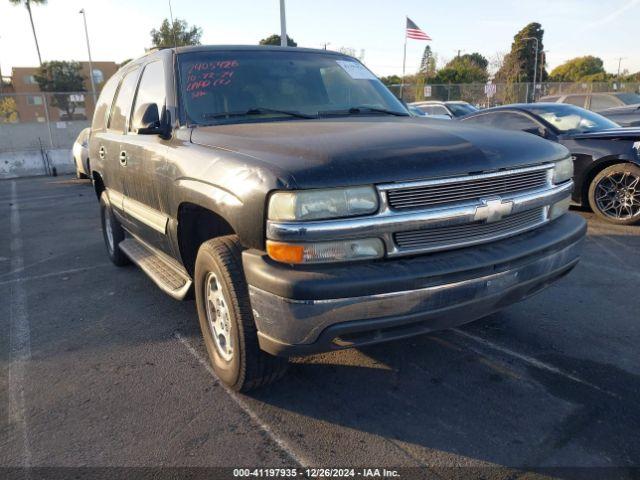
[{"left": 9, "top": 0, "right": 47, "bottom": 65}]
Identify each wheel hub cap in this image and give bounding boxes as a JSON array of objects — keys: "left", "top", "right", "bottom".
[
  {"left": 595, "top": 172, "right": 640, "bottom": 220},
  {"left": 205, "top": 272, "right": 233, "bottom": 361},
  {"left": 105, "top": 211, "right": 115, "bottom": 252}
]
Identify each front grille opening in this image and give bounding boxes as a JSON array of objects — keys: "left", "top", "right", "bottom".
[
  {"left": 394, "top": 207, "right": 546, "bottom": 253},
  {"left": 387, "top": 169, "right": 549, "bottom": 211}
]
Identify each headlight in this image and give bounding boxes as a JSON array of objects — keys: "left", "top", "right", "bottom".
[
  {"left": 552, "top": 157, "right": 574, "bottom": 184},
  {"left": 549, "top": 197, "right": 571, "bottom": 220},
  {"left": 267, "top": 238, "right": 384, "bottom": 264},
  {"left": 634, "top": 141, "right": 640, "bottom": 159},
  {"left": 268, "top": 186, "right": 378, "bottom": 221}
]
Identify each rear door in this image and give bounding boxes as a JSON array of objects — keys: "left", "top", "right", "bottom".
[{"left": 105, "top": 67, "right": 141, "bottom": 228}]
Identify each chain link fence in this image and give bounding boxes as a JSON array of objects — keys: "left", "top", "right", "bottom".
[
  {"left": 390, "top": 82, "right": 640, "bottom": 107},
  {"left": 0, "top": 91, "right": 91, "bottom": 153}
]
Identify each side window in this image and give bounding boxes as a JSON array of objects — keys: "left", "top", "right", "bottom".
[
  {"left": 108, "top": 68, "right": 140, "bottom": 133},
  {"left": 431, "top": 106, "right": 450, "bottom": 116},
  {"left": 491, "top": 112, "right": 539, "bottom": 132},
  {"left": 91, "top": 76, "right": 119, "bottom": 130},
  {"left": 563, "top": 95, "right": 586, "bottom": 108},
  {"left": 462, "top": 113, "right": 498, "bottom": 126},
  {"left": 131, "top": 61, "right": 167, "bottom": 129},
  {"left": 590, "top": 95, "right": 620, "bottom": 111}
]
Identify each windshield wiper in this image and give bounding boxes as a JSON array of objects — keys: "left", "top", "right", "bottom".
[
  {"left": 318, "top": 106, "right": 410, "bottom": 117},
  {"left": 202, "top": 107, "right": 315, "bottom": 120}
]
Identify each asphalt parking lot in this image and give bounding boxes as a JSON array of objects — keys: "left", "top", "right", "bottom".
[{"left": 1, "top": 175, "right": 639, "bottom": 478}]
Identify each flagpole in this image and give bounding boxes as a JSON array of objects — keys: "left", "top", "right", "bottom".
[{"left": 400, "top": 17, "right": 407, "bottom": 99}]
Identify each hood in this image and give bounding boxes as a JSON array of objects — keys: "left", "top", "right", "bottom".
[
  {"left": 190, "top": 117, "right": 569, "bottom": 188},
  {"left": 562, "top": 127, "right": 640, "bottom": 141},
  {"left": 599, "top": 103, "right": 640, "bottom": 115}
]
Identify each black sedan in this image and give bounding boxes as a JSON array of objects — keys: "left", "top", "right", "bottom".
[{"left": 460, "top": 103, "right": 640, "bottom": 225}]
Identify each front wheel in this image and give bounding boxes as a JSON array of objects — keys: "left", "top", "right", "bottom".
[
  {"left": 588, "top": 163, "right": 640, "bottom": 225},
  {"left": 194, "top": 235, "right": 288, "bottom": 392}
]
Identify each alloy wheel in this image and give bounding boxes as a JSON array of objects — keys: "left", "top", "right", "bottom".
[{"left": 594, "top": 171, "right": 640, "bottom": 221}]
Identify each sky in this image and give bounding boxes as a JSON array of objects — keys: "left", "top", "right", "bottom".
[{"left": 0, "top": 0, "right": 638, "bottom": 79}]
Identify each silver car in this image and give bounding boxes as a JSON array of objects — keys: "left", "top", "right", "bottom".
[{"left": 72, "top": 127, "right": 91, "bottom": 179}]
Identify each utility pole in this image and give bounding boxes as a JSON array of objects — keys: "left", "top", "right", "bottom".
[
  {"left": 523, "top": 37, "right": 539, "bottom": 102},
  {"left": 616, "top": 57, "right": 626, "bottom": 79},
  {"left": 79, "top": 9, "right": 97, "bottom": 104},
  {"left": 279, "top": 0, "right": 287, "bottom": 47},
  {"left": 23, "top": 0, "right": 54, "bottom": 148}
]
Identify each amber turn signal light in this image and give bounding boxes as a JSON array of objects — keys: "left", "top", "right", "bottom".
[{"left": 266, "top": 241, "right": 304, "bottom": 264}]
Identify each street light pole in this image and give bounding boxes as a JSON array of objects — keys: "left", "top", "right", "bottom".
[
  {"left": 523, "top": 37, "right": 539, "bottom": 102},
  {"left": 279, "top": 0, "right": 287, "bottom": 47},
  {"left": 79, "top": 9, "right": 97, "bottom": 104}
]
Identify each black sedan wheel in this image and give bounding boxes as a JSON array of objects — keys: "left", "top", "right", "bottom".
[{"left": 588, "top": 164, "right": 640, "bottom": 225}]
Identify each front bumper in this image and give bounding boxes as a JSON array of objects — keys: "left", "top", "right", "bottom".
[{"left": 244, "top": 213, "right": 586, "bottom": 356}]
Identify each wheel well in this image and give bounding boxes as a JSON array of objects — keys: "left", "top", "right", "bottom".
[
  {"left": 582, "top": 159, "right": 631, "bottom": 206},
  {"left": 177, "top": 203, "right": 235, "bottom": 276},
  {"left": 93, "top": 172, "right": 105, "bottom": 199}
]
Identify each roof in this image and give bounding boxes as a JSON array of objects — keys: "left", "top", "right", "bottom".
[{"left": 174, "top": 44, "right": 347, "bottom": 56}]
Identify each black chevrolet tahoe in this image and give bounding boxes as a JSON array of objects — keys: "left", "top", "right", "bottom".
[{"left": 89, "top": 45, "right": 586, "bottom": 391}]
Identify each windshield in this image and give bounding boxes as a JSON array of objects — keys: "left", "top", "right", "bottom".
[
  {"left": 528, "top": 104, "right": 620, "bottom": 133},
  {"left": 614, "top": 93, "right": 640, "bottom": 105},
  {"left": 447, "top": 103, "right": 478, "bottom": 117},
  {"left": 178, "top": 50, "right": 408, "bottom": 125}
]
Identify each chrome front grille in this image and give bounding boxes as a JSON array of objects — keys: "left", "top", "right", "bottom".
[
  {"left": 266, "top": 163, "right": 573, "bottom": 259},
  {"left": 386, "top": 167, "right": 550, "bottom": 211},
  {"left": 394, "top": 207, "right": 546, "bottom": 253}
]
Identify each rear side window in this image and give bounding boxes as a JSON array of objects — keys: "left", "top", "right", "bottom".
[
  {"left": 131, "top": 61, "right": 167, "bottom": 128},
  {"left": 491, "top": 112, "right": 539, "bottom": 131},
  {"left": 563, "top": 95, "right": 586, "bottom": 108},
  {"left": 91, "top": 76, "right": 118, "bottom": 130},
  {"left": 590, "top": 95, "right": 620, "bottom": 111},
  {"left": 108, "top": 68, "right": 140, "bottom": 132}
]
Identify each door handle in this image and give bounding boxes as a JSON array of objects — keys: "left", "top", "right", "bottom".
[
  {"left": 119, "top": 151, "right": 128, "bottom": 166},
  {"left": 99, "top": 146, "right": 105, "bottom": 160}
]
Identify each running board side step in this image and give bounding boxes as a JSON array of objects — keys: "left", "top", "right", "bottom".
[{"left": 119, "top": 238, "right": 192, "bottom": 300}]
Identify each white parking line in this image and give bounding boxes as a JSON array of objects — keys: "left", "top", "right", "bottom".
[
  {"left": 452, "top": 329, "right": 620, "bottom": 399},
  {"left": 174, "top": 331, "right": 311, "bottom": 468},
  {"left": 0, "top": 264, "right": 112, "bottom": 287},
  {"left": 588, "top": 235, "right": 631, "bottom": 269},
  {"left": 7, "top": 180, "right": 32, "bottom": 467}
]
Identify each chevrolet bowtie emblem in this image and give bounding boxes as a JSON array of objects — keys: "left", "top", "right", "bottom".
[{"left": 474, "top": 197, "right": 514, "bottom": 223}]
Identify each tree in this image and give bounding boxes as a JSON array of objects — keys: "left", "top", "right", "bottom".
[
  {"left": 429, "top": 53, "right": 489, "bottom": 84},
  {"left": 549, "top": 56, "right": 606, "bottom": 82},
  {"left": 496, "top": 22, "right": 546, "bottom": 83},
  {"left": 259, "top": 34, "right": 297, "bottom": 47},
  {"left": 150, "top": 18, "right": 202, "bottom": 49},
  {"left": 379, "top": 75, "right": 402, "bottom": 86},
  {"left": 8, "top": 0, "right": 47, "bottom": 64},
  {"left": 0, "top": 96, "right": 18, "bottom": 123},
  {"left": 34, "top": 61, "right": 86, "bottom": 119},
  {"left": 419, "top": 46, "right": 437, "bottom": 78}
]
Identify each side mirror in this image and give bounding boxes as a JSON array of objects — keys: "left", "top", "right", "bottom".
[
  {"left": 523, "top": 126, "right": 547, "bottom": 138},
  {"left": 133, "top": 103, "right": 166, "bottom": 136}
]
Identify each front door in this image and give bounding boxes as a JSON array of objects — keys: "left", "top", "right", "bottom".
[{"left": 121, "top": 60, "right": 173, "bottom": 254}]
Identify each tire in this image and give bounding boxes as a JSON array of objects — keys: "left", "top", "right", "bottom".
[
  {"left": 588, "top": 163, "right": 640, "bottom": 225},
  {"left": 99, "top": 191, "right": 130, "bottom": 266},
  {"left": 194, "top": 235, "right": 288, "bottom": 391}
]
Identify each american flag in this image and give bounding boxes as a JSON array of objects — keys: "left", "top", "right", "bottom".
[{"left": 406, "top": 17, "right": 431, "bottom": 41}]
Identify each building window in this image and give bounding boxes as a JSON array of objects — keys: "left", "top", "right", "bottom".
[
  {"left": 27, "top": 95, "right": 44, "bottom": 106},
  {"left": 23, "top": 75, "right": 37, "bottom": 84},
  {"left": 92, "top": 69, "right": 104, "bottom": 84}
]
